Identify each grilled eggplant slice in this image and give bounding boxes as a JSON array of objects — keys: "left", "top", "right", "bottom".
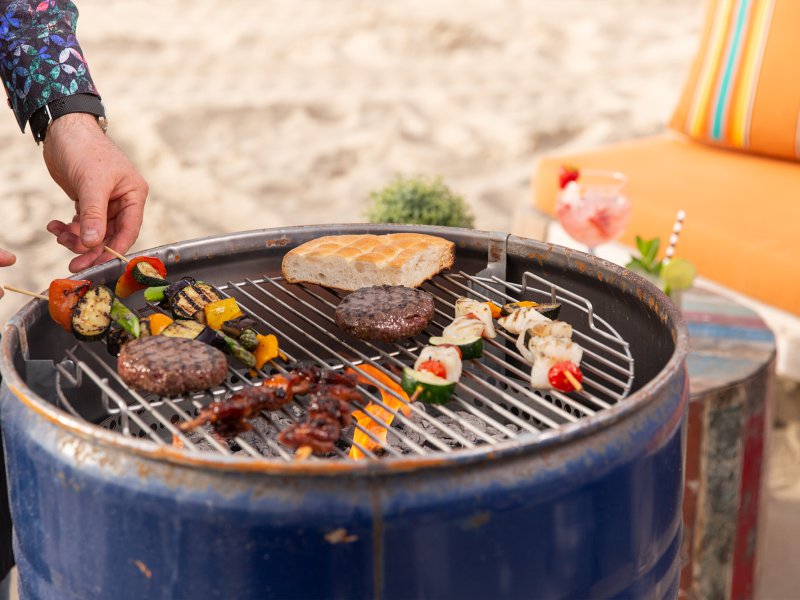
[
  {"left": 72, "top": 285, "right": 115, "bottom": 341},
  {"left": 132, "top": 261, "right": 169, "bottom": 287},
  {"left": 161, "top": 277, "right": 195, "bottom": 308},
  {"left": 106, "top": 327, "right": 133, "bottom": 357},
  {"left": 171, "top": 282, "right": 224, "bottom": 320},
  {"left": 220, "top": 316, "right": 260, "bottom": 351}
]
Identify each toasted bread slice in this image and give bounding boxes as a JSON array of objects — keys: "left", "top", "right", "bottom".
[{"left": 281, "top": 233, "right": 455, "bottom": 291}]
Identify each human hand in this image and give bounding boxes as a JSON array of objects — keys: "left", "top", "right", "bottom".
[
  {"left": 42, "top": 112, "right": 149, "bottom": 273},
  {"left": 0, "top": 248, "right": 17, "bottom": 300}
]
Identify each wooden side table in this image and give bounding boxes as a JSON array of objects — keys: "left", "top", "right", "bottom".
[
  {"left": 520, "top": 218, "right": 778, "bottom": 598},
  {"left": 680, "top": 285, "right": 776, "bottom": 600}
]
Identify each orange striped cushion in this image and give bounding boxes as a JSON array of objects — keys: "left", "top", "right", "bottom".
[{"left": 669, "top": 0, "right": 800, "bottom": 161}]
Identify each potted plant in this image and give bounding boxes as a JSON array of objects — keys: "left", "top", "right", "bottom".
[{"left": 366, "top": 175, "right": 474, "bottom": 228}]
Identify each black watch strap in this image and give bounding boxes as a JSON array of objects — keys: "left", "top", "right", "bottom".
[{"left": 29, "top": 93, "right": 106, "bottom": 144}]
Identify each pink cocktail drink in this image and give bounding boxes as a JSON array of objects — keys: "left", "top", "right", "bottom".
[{"left": 556, "top": 170, "right": 631, "bottom": 251}]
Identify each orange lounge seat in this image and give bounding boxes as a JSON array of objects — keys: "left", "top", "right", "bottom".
[{"left": 531, "top": 133, "right": 800, "bottom": 316}]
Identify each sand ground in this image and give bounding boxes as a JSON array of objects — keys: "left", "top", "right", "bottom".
[
  {"left": 0, "top": 0, "right": 703, "bottom": 324},
  {"left": 0, "top": 1, "right": 797, "bottom": 596}
]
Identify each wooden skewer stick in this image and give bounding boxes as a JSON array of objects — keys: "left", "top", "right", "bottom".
[
  {"left": 104, "top": 246, "right": 129, "bottom": 263},
  {"left": 563, "top": 370, "right": 583, "bottom": 393},
  {"left": 3, "top": 285, "right": 48, "bottom": 301}
]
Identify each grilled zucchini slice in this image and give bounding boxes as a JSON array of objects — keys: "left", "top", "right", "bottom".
[
  {"left": 429, "top": 335, "right": 484, "bottom": 360},
  {"left": 72, "top": 285, "right": 115, "bottom": 341},
  {"left": 132, "top": 261, "right": 168, "bottom": 286},
  {"left": 170, "top": 282, "right": 224, "bottom": 320},
  {"left": 400, "top": 367, "right": 456, "bottom": 405},
  {"left": 501, "top": 301, "right": 561, "bottom": 320},
  {"left": 161, "top": 319, "right": 223, "bottom": 348},
  {"left": 161, "top": 319, "right": 207, "bottom": 340}
]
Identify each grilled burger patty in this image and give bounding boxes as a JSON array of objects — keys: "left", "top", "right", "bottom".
[
  {"left": 118, "top": 336, "right": 228, "bottom": 396},
  {"left": 335, "top": 285, "right": 435, "bottom": 343}
]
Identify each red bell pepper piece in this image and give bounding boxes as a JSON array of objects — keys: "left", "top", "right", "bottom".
[
  {"left": 48, "top": 278, "right": 92, "bottom": 332},
  {"left": 114, "top": 256, "right": 167, "bottom": 298}
]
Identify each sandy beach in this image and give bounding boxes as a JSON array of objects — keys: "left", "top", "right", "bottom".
[
  {"left": 3, "top": 1, "right": 798, "bottom": 596},
  {"left": 0, "top": 0, "right": 704, "bottom": 325}
]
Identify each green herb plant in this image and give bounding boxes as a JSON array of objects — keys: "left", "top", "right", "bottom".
[
  {"left": 626, "top": 236, "right": 696, "bottom": 297},
  {"left": 366, "top": 175, "right": 475, "bottom": 228}
]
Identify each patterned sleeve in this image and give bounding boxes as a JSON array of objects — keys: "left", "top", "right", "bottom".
[{"left": 0, "top": 0, "right": 98, "bottom": 133}]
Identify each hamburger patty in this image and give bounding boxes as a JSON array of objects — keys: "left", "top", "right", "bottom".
[
  {"left": 335, "top": 285, "right": 435, "bottom": 343},
  {"left": 118, "top": 336, "right": 229, "bottom": 396}
]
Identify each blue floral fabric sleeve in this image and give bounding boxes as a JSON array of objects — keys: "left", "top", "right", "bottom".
[{"left": 0, "top": 0, "right": 98, "bottom": 133}]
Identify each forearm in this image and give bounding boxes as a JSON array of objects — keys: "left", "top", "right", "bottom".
[{"left": 0, "top": 0, "right": 98, "bottom": 132}]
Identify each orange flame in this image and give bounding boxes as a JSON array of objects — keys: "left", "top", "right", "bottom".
[{"left": 347, "top": 364, "right": 412, "bottom": 460}]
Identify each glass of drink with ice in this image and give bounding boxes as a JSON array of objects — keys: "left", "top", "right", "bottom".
[{"left": 555, "top": 169, "right": 631, "bottom": 255}]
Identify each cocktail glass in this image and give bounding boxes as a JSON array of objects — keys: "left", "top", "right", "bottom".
[{"left": 555, "top": 170, "right": 631, "bottom": 255}]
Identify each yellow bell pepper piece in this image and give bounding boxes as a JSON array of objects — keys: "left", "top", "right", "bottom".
[
  {"left": 149, "top": 313, "right": 174, "bottom": 336},
  {"left": 253, "top": 334, "right": 280, "bottom": 372},
  {"left": 486, "top": 301, "right": 502, "bottom": 319},
  {"left": 204, "top": 297, "right": 243, "bottom": 330}
]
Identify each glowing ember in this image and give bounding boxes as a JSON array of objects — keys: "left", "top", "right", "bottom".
[{"left": 347, "top": 364, "right": 412, "bottom": 459}]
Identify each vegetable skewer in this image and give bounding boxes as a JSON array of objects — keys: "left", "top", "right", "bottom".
[
  {"left": 498, "top": 303, "right": 585, "bottom": 393},
  {"left": 400, "top": 296, "right": 500, "bottom": 405},
  {"left": 4, "top": 282, "right": 139, "bottom": 340},
  {"left": 105, "top": 247, "right": 169, "bottom": 298}
]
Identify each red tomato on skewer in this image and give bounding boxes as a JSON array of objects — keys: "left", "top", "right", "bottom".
[
  {"left": 418, "top": 359, "right": 448, "bottom": 379},
  {"left": 548, "top": 360, "right": 583, "bottom": 392}
]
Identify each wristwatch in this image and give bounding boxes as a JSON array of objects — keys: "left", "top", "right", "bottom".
[{"left": 29, "top": 93, "right": 107, "bottom": 144}]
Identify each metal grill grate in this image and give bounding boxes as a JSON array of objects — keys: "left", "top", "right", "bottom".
[{"left": 52, "top": 270, "right": 634, "bottom": 462}]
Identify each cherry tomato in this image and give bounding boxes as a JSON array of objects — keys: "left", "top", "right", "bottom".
[
  {"left": 48, "top": 278, "right": 92, "bottom": 332},
  {"left": 548, "top": 360, "right": 583, "bottom": 392},
  {"left": 418, "top": 359, "right": 447, "bottom": 379}
]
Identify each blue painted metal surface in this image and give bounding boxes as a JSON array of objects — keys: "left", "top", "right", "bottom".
[
  {"left": 0, "top": 226, "right": 690, "bottom": 600},
  {"left": 1, "top": 364, "right": 688, "bottom": 600}
]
